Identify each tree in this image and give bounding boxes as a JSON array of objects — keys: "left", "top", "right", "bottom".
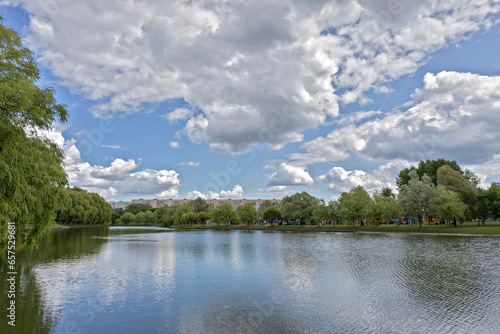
[
  {"left": 197, "top": 211, "right": 210, "bottom": 225},
  {"left": 327, "top": 200, "right": 341, "bottom": 224},
  {"left": 437, "top": 165, "right": 478, "bottom": 220},
  {"left": 432, "top": 185, "right": 467, "bottom": 226},
  {"left": 258, "top": 200, "right": 281, "bottom": 220},
  {"left": 398, "top": 171, "right": 434, "bottom": 227},
  {"left": 56, "top": 187, "right": 111, "bottom": 225},
  {"left": 397, "top": 159, "right": 462, "bottom": 188},
  {"left": 379, "top": 196, "right": 401, "bottom": 226},
  {"left": 120, "top": 212, "right": 135, "bottom": 225},
  {"left": 134, "top": 211, "right": 147, "bottom": 225},
  {"left": 380, "top": 186, "right": 396, "bottom": 198},
  {"left": 192, "top": 197, "right": 209, "bottom": 214},
  {"left": 263, "top": 207, "right": 282, "bottom": 224},
  {"left": 367, "top": 195, "right": 384, "bottom": 226},
  {"left": 210, "top": 203, "right": 236, "bottom": 226},
  {"left": 236, "top": 202, "right": 258, "bottom": 226},
  {"left": 338, "top": 186, "right": 371, "bottom": 226},
  {"left": 281, "top": 192, "right": 320, "bottom": 226},
  {"left": 182, "top": 212, "right": 198, "bottom": 225},
  {"left": 143, "top": 211, "right": 156, "bottom": 225},
  {"left": 312, "top": 202, "right": 330, "bottom": 224},
  {"left": 125, "top": 203, "right": 153, "bottom": 213},
  {"left": 173, "top": 203, "right": 194, "bottom": 226},
  {"left": 0, "top": 18, "right": 69, "bottom": 246}
]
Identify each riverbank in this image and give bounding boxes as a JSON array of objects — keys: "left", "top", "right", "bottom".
[
  {"left": 48, "top": 221, "right": 500, "bottom": 236},
  {"left": 173, "top": 222, "right": 500, "bottom": 236}
]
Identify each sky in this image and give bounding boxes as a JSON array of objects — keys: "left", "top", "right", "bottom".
[{"left": 1, "top": 0, "right": 500, "bottom": 202}]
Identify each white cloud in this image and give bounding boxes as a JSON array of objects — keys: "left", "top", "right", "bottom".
[
  {"left": 169, "top": 141, "right": 181, "bottom": 149},
  {"left": 293, "top": 71, "right": 500, "bottom": 166},
  {"left": 316, "top": 161, "right": 410, "bottom": 194},
  {"left": 13, "top": 0, "right": 499, "bottom": 152},
  {"left": 40, "top": 127, "right": 181, "bottom": 199},
  {"left": 186, "top": 185, "right": 244, "bottom": 199},
  {"left": 267, "top": 163, "right": 314, "bottom": 186},
  {"left": 219, "top": 184, "right": 244, "bottom": 198},
  {"left": 177, "top": 161, "right": 200, "bottom": 167},
  {"left": 99, "top": 144, "right": 126, "bottom": 149},
  {"left": 164, "top": 108, "right": 193, "bottom": 123}
]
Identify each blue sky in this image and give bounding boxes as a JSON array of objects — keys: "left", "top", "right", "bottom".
[{"left": 2, "top": 1, "right": 500, "bottom": 201}]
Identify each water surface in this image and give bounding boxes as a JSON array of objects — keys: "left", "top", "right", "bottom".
[{"left": 1, "top": 227, "right": 499, "bottom": 333}]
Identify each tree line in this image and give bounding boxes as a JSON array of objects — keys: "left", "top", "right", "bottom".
[{"left": 111, "top": 159, "right": 500, "bottom": 228}]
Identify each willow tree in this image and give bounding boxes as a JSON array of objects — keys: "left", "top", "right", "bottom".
[{"left": 0, "top": 18, "right": 69, "bottom": 246}]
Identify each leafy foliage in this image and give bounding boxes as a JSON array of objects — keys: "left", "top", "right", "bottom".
[
  {"left": 56, "top": 188, "right": 111, "bottom": 225},
  {"left": 125, "top": 203, "right": 153, "bottom": 213},
  {"left": 192, "top": 197, "right": 209, "bottom": 213},
  {"left": 236, "top": 202, "right": 258, "bottom": 226},
  {"left": 258, "top": 200, "right": 281, "bottom": 220},
  {"left": 398, "top": 171, "right": 434, "bottom": 226},
  {"left": 263, "top": 207, "right": 282, "bottom": 223},
  {"left": 0, "top": 19, "right": 69, "bottom": 246},
  {"left": 210, "top": 203, "right": 236, "bottom": 225},
  {"left": 338, "top": 186, "right": 371, "bottom": 226},
  {"left": 432, "top": 185, "right": 467, "bottom": 225},
  {"left": 397, "top": 159, "right": 462, "bottom": 188},
  {"left": 281, "top": 192, "right": 320, "bottom": 225}
]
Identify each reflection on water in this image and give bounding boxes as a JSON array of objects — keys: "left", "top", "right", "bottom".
[{"left": 1, "top": 228, "right": 499, "bottom": 333}]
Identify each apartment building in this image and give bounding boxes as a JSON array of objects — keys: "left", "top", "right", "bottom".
[{"left": 110, "top": 198, "right": 282, "bottom": 210}]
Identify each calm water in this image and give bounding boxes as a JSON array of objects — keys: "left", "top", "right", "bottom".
[{"left": 1, "top": 227, "right": 499, "bottom": 333}]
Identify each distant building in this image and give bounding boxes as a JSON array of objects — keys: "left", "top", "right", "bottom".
[
  {"left": 109, "top": 201, "right": 131, "bottom": 209},
  {"left": 109, "top": 198, "right": 282, "bottom": 210}
]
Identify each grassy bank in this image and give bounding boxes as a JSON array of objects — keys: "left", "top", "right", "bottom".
[{"left": 174, "top": 221, "right": 500, "bottom": 236}]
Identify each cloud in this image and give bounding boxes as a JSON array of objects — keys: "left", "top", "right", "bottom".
[
  {"left": 177, "top": 161, "right": 200, "bottom": 167},
  {"left": 292, "top": 71, "right": 500, "bottom": 166},
  {"left": 267, "top": 163, "right": 314, "bottom": 186},
  {"left": 14, "top": 0, "right": 499, "bottom": 152},
  {"left": 164, "top": 107, "right": 193, "bottom": 123},
  {"left": 100, "top": 144, "right": 126, "bottom": 149},
  {"left": 257, "top": 185, "right": 294, "bottom": 197},
  {"left": 169, "top": 141, "right": 181, "bottom": 149},
  {"left": 316, "top": 161, "right": 410, "bottom": 194},
  {"left": 186, "top": 184, "right": 244, "bottom": 199},
  {"left": 40, "top": 127, "right": 181, "bottom": 199}
]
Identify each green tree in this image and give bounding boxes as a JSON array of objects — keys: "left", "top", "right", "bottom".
[
  {"left": 111, "top": 208, "right": 124, "bottom": 224},
  {"left": 398, "top": 171, "right": 435, "bottom": 227},
  {"left": 380, "top": 186, "right": 396, "bottom": 198},
  {"left": 0, "top": 18, "right": 70, "bottom": 246},
  {"left": 437, "top": 165, "right": 478, "bottom": 220},
  {"left": 191, "top": 197, "right": 209, "bottom": 214},
  {"left": 210, "top": 203, "right": 236, "bottom": 226},
  {"left": 143, "top": 210, "right": 156, "bottom": 225},
  {"left": 397, "top": 159, "right": 462, "bottom": 188},
  {"left": 327, "top": 200, "right": 341, "bottom": 224},
  {"left": 197, "top": 211, "right": 210, "bottom": 225},
  {"left": 125, "top": 203, "right": 153, "bottom": 213},
  {"left": 281, "top": 192, "right": 320, "bottom": 226},
  {"left": 312, "top": 202, "right": 330, "bottom": 224},
  {"left": 56, "top": 187, "right": 111, "bottom": 225},
  {"left": 173, "top": 203, "right": 194, "bottom": 226},
  {"left": 134, "top": 211, "right": 147, "bottom": 225},
  {"left": 182, "top": 212, "right": 198, "bottom": 225},
  {"left": 258, "top": 200, "right": 281, "bottom": 220},
  {"left": 236, "top": 202, "right": 258, "bottom": 226},
  {"left": 432, "top": 185, "right": 467, "bottom": 226},
  {"left": 338, "top": 186, "right": 371, "bottom": 226},
  {"left": 263, "top": 207, "right": 282, "bottom": 223},
  {"left": 120, "top": 212, "right": 135, "bottom": 225},
  {"left": 379, "top": 196, "right": 401, "bottom": 226}
]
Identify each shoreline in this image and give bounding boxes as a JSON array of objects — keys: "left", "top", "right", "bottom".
[
  {"left": 174, "top": 226, "right": 500, "bottom": 237},
  {"left": 48, "top": 224, "right": 500, "bottom": 237}
]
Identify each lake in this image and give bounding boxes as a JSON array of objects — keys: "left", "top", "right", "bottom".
[{"left": 1, "top": 227, "right": 499, "bottom": 333}]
